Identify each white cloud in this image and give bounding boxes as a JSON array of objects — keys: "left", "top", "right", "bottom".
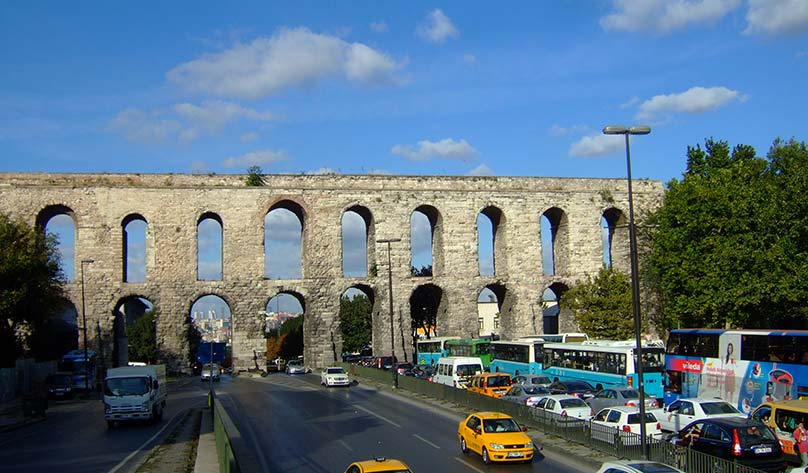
[
  {"left": 167, "top": 27, "right": 404, "bottom": 99},
  {"left": 468, "top": 164, "right": 494, "bottom": 176},
  {"left": 550, "top": 124, "right": 589, "bottom": 137},
  {"left": 637, "top": 86, "right": 743, "bottom": 119},
  {"left": 569, "top": 134, "right": 625, "bottom": 157},
  {"left": 620, "top": 96, "right": 641, "bottom": 109},
  {"left": 370, "top": 21, "right": 388, "bottom": 33},
  {"left": 174, "top": 100, "right": 275, "bottom": 132},
  {"left": 417, "top": 9, "right": 459, "bottom": 43},
  {"left": 463, "top": 53, "right": 477, "bottom": 64},
  {"left": 744, "top": 0, "right": 808, "bottom": 35},
  {"left": 391, "top": 138, "right": 479, "bottom": 162},
  {"left": 240, "top": 131, "right": 259, "bottom": 143},
  {"left": 221, "top": 149, "right": 287, "bottom": 168},
  {"left": 313, "top": 167, "right": 338, "bottom": 174},
  {"left": 600, "top": 0, "right": 740, "bottom": 33},
  {"left": 109, "top": 108, "right": 181, "bottom": 144}
]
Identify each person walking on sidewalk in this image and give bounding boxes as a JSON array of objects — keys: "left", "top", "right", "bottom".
[{"left": 794, "top": 421, "right": 808, "bottom": 469}]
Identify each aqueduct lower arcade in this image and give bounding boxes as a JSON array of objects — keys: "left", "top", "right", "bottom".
[{"left": 1, "top": 173, "right": 662, "bottom": 372}]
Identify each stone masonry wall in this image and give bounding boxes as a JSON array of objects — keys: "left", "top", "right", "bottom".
[{"left": 0, "top": 173, "right": 663, "bottom": 372}]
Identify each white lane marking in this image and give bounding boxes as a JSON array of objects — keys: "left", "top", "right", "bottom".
[
  {"left": 339, "top": 439, "right": 353, "bottom": 452},
  {"left": 352, "top": 404, "right": 401, "bottom": 428},
  {"left": 107, "top": 409, "right": 187, "bottom": 473},
  {"left": 453, "top": 456, "right": 486, "bottom": 473},
  {"left": 413, "top": 433, "right": 440, "bottom": 449}
]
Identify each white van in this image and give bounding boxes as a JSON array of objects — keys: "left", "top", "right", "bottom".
[{"left": 432, "top": 357, "right": 484, "bottom": 388}]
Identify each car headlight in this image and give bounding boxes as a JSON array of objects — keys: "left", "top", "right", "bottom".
[
  {"left": 489, "top": 443, "right": 504, "bottom": 450},
  {"left": 104, "top": 403, "right": 111, "bottom": 413},
  {"left": 525, "top": 442, "right": 534, "bottom": 449}
]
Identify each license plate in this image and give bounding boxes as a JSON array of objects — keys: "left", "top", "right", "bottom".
[
  {"left": 754, "top": 447, "right": 772, "bottom": 454},
  {"left": 507, "top": 452, "right": 524, "bottom": 458}
]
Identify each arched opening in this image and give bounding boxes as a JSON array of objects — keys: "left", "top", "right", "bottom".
[
  {"left": 122, "top": 214, "right": 147, "bottom": 283},
  {"left": 342, "top": 206, "right": 374, "bottom": 277},
  {"left": 112, "top": 296, "right": 155, "bottom": 367},
  {"left": 409, "top": 284, "right": 446, "bottom": 357},
  {"left": 338, "top": 285, "right": 375, "bottom": 362},
  {"left": 479, "top": 283, "right": 514, "bottom": 338},
  {"left": 37, "top": 206, "right": 76, "bottom": 282},
  {"left": 197, "top": 213, "right": 223, "bottom": 281},
  {"left": 477, "top": 206, "right": 507, "bottom": 277},
  {"left": 190, "top": 294, "right": 232, "bottom": 371},
  {"left": 541, "top": 283, "right": 571, "bottom": 334},
  {"left": 602, "top": 207, "right": 629, "bottom": 272},
  {"left": 265, "top": 292, "right": 305, "bottom": 365},
  {"left": 265, "top": 201, "right": 305, "bottom": 279},
  {"left": 411, "top": 205, "right": 443, "bottom": 276},
  {"left": 541, "top": 207, "right": 568, "bottom": 276}
]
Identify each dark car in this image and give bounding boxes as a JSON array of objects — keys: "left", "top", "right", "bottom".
[
  {"left": 548, "top": 380, "right": 597, "bottom": 399},
  {"left": 394, "top": 363, "right": 413, "bottom": 376},
  {"left": 671, "top": 418, "right": 786, "bottom": 473},
  {"left": 46, "top": 372, "right": 74, "bottom": 399},
  {"left": 374, "top": 356, "right": 398, "bottom": 370}
]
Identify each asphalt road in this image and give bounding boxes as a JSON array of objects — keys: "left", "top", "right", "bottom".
[
  {"left": 216, "top": 372, "right": 596, "bottom": 473},
  {"left": 0, "top": 376, "right": 210, "bottom": 473}
]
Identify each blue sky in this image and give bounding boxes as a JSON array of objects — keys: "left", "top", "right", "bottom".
[{"left": 2, "top": 1, "right": 806, "bottom": 182}]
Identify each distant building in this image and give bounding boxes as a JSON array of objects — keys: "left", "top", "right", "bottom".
[{"left": 477, "top": 301, "right": 499, "bottom": 337}]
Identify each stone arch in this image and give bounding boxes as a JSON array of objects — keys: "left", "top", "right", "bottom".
[
  {"left": 478, "top": 282, "right": 515, "bottom": 337},
  {"left": 410, "top": 205, "right": 444, "bottom": 276},
  {"left": 264, "top": 200, "right": 307, "bottom": 279},
  {"left": 122, "top": 213, "right": 148, "bottom": 283},
  {"left": 189, "top": 293, "right": 232, "bottom": 369},
  {"left": 341, "top": 204, "right": 375, "bottom": 277},
  {"left": 36, "top": 204, "right": 77, "bottom": 282},
  {"left": 602, "top": 207, "right": 629, "bottom": 273},
  {"left": 112, "top": 294, "right": 155, "bottom": 368},
  {"left": 478, "top": 205, "right": 508, "bottom": 277},
  {"left": 540, "top": 282, "right": 577, "bottom": 334},
  {"left": 30, "top": 297, "right": 79, "bottom": 361},
  {"left": 541, "top": 207, "right": 569, "bottom": 276},
  {"left": 409, "top": 283, "right": 447, "bottom": 356},
  {"left": 196, "top": 212, "right": 223, "bottom": 281}
]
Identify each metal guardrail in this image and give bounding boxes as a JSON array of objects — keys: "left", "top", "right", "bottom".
[{"left": 346, "top": 364, "right": 776, "bottom": 473}]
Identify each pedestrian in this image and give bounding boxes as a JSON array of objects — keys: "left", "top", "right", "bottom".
[{"left": 794, "top": 421, "right": 808, "bottom": 468}]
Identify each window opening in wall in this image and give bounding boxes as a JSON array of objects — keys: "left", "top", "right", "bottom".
[
  {"left": 342, "top": 210, "right": 368, "bottom": 277},
  {"left": 265, "top": 293, "right": 305, "bottom": 364},
  {"left": 46, "top": 214, "right": 76, "bottom": 282},
  {"left": 601, "top": 215, "right": 612, "bottom": 268},
  {"left": 410, "top": 210, "right": 432, "bottom": 276},
  {"left": 541, "top": 215, "right": 555, "bottom": 276},
  {"left": 265, "top": 208, "right": 302, "bottom": 279},
  {"left": 190, "top": 295, "right": 232, "bottom": 373},
  {"left": 197, "top": 216, "right": 222, "bottom": 281},
  {"left": 477, "top": 213, "right": 494, "bottom": 276},
  {"left": 478, "top": 287, "right": 499, "bottom": 338},
  {"left": 339, "top": 286, "right": 373, "bottom": 363},
  {"left": 112, "top": 296, "right": 154, "bottom": 368},
  {"left": 124, "top": 218, "right": 147, "bottom": 283}
]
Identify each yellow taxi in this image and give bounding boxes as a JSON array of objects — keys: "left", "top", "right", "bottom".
[
  {"left": 457, "top": 411, "right": 535, "bottom": 464},
  {"left": 467, "top": 372, "right": 512, "bottom": 398},
  {"left": 343, "top": 457, "right": 413, "bottom": 473}
]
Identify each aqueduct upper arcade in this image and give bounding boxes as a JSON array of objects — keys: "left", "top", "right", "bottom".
[{"left": 0, "top": 172, "right": 663, "bottom": 372}]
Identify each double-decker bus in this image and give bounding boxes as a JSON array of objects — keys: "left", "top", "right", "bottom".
[
  {"left": 446, "top": 338, "right": 493, "bottom": 368},
  {"left": 541, "top": 340, "right": 665, "bottom": 399},
  {"left": 664, "top": 329, "right": 808, "bottom": 412},
  {"left": 488, "top": 339, "right": 544, "bottom": 377},
  {"left": 521, "top": 332, "right": 589, "bottom": 343},
  {"left": 415, "top": 336, "right": 460, "bottom": 366}
]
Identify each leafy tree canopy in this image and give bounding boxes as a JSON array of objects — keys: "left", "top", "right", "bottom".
[
  {"left": 648, "top": 138, "right": 808, "bottom": 330},
  {"left": 560, "top": 267, "right": 635, "bottom": 339},
  {"left": 0, "top": 213, "right": 66, "bottom": 366},
  {"left": 339, "top": 295, "right": 372, "bottom": 353},
  {"left": 127, "top": 310, "right": 156, "bottom": 364}
]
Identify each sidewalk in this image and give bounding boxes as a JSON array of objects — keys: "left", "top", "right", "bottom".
[{"left": 0, "top": 398, "right": 48, "bottom": 433}]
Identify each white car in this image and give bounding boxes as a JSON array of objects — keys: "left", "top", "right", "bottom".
[
  {"left": 589, "top": 406, "right": 662, "bottom": 445},
  {"left": 320, "top": 367, "right": 350, "bottom": 387},
  {"left": 595, "top": 460, "right": 684, "bottom": 473},
  {"left": 534, "top": 394, "right": 594, "bottom": 424},
  {"left": 650, "top": 398, "right": 745, "bottom": 433}
]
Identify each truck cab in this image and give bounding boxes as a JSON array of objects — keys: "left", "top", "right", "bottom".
[{"left": 103, "top": 365, "right": 167, "bottom": 428}]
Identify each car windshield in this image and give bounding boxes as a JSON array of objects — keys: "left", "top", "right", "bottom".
[
  {"left": 738, "top": 425, "right": 776, "bottom": 442},
  {"left": 482, "top": 418, "right": 521, "bottom": 433},
  {"left": 288, "top": 360, "right": 302, "bottom": 366},
  {"left": 627, "top": 413, "right": 658, "bottom": 424},
  {"left": 533, "top": 376, "right": 551, "bottom": 384},
  {"left": 700, "top": 401, "right": 740, "bottom": 415},
  {"left": 524, "top": 386, "right": 548, "bottom": 394},
  {"left": 567, "top": 381, "right": 593, "bottom": 391},
  {"left": 619, "top": 389, "right": 640, "bottom": 399},
  {"left": 488, "top": 375, "right": 511, "bottom": 387},
  {"left": 105, "top": 377, "right": 149, "bottom": 396},
  {"left": 203, "top": 364, "right": 218, "bottom": 371},
  {"left": 560, "top": 398, "right": 587, "bottom": 408},
  {"left": 327, "top": 368, "right": 345, "bottom": 374}
]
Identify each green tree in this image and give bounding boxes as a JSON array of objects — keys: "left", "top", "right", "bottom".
[
  {"left": 186, "top": 319, "right": 203, "bottom": 366},
  {"left": 648, "top": 138, "right": 808, "bottom": 330},
  {"left": 410, "top": 265, "right": 433, "bottom": 277},
  {"left": 278, "top": 315, "right": 304, "bottom": 359},
  {"left": 127, "top": 310, "right": 156, "bottom": 363},
  {"left": 245, "top": 165, "right": 266, "bottom": 186},
  {"left": 0, "top": 213, "right": 66, "bottom": 366},
  {"left": 339, "top": 295, "right": 372, "bottom": 353},
  {"left": 560, "top": 267, "right": 635, "bottom": 339}
]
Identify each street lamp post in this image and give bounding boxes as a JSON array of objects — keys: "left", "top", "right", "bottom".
[
  {"left": 603, "top": 124, "right": 651, "bottom": 458},
  {"left": 378, "top": 238, "right": 401, "bottom": 388},
  {"left": 80, "top": 259, "right": 95, "bottom": 396}
]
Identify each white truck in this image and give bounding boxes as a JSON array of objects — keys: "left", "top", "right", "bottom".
[{"left": 103, "top": 365, "right": 167, "bottom": 428}]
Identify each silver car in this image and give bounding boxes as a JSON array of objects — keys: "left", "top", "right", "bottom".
[
  {"left": 285, "top": 359, "right": 306, "bottom": 374},
  {"left": 501, "top": 384, "right": 550, "bottom": 407},
  {"left": 200, "top": 363, "right": 221, "bottom": 382},
  {"left": 587, "top": 387, "right": 658, "bottom": 413}
]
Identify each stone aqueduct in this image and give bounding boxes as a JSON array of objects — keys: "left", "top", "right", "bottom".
[{"left": 0, "top": 173, "right": 663, "bottom": 373}]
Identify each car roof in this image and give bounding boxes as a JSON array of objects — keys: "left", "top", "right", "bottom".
[
  {"left": 325, "top": 366, "right": 344, "bottom": 370},
  {"left": 540, "top": 394, "right": 584, "bottom": 401},
  {"left": 469, "top": 411, "right": 515, "bottom": 420},
  {"left": 350, "top": 458, "right": 411, "bottom": 471},
  {"left": 603, "top": 406, "right": 644, "bottom": 413},
  {"left": 757, "top": 399, "right": 808, "bottom": 409},
  {"left": 601, "top": 460, "right": 684, "bottom": 473},
  {"left": 686, "top": 417, "right": 763, "bottom": 427},
  {"left": 672, "top": 397, "right": 733, "bottom": 403}
]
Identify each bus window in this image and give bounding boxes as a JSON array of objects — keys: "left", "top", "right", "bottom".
[{"left": 665, "top": 371, "right": 682, "bottom": 394}]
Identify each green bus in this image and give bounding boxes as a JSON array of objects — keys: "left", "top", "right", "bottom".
[{"left": 445, "top": 338, "right": 493, "bottom": 368}]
